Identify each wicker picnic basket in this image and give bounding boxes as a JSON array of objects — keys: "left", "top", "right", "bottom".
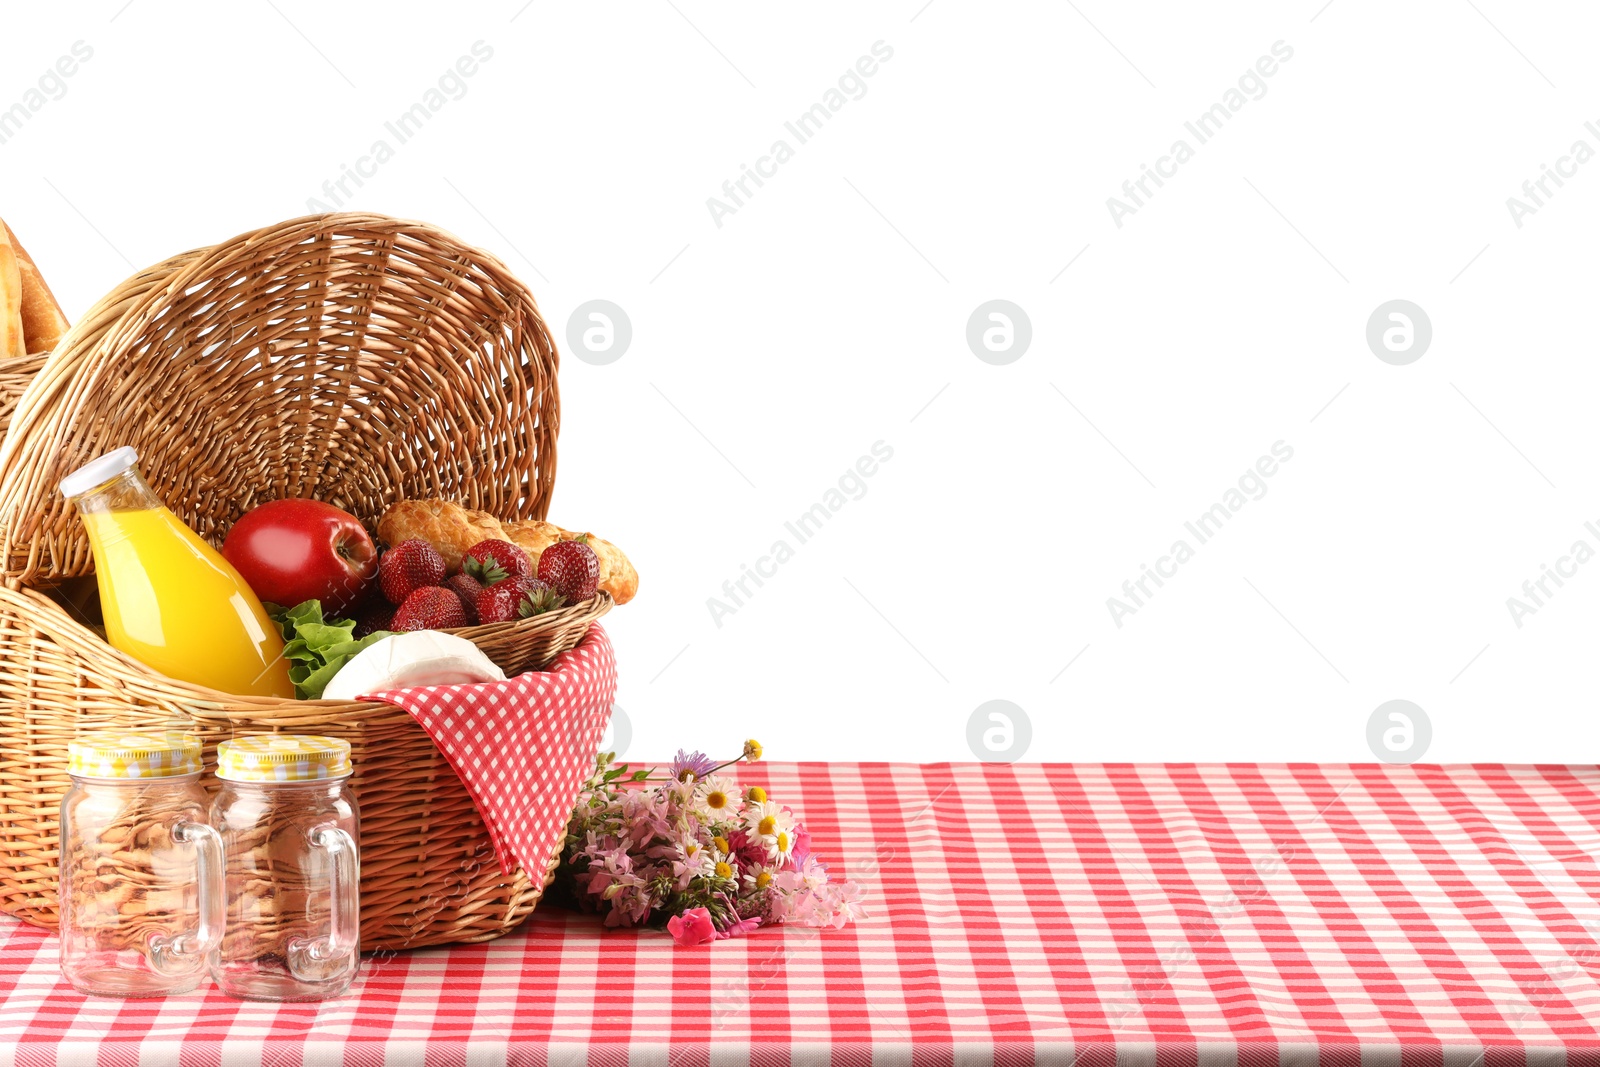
[{"left": 0, "top": 212, "right": 609, "bottom": 950}]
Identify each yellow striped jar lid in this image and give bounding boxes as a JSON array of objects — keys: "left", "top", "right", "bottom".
[
  {"left": 67, "top": 730, "right": 202, "bottom": 780},
  {"left": 216, "top": 735, "right": 352, "bottom": 783}
]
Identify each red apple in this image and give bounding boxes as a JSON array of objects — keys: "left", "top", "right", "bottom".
[{"left": 222, "top": 499, "right": 378, "bottom": 616}]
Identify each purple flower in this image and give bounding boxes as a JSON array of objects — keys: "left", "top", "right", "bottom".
[{"left": 669, "top": 749, "right": 717, "bottom": 782}]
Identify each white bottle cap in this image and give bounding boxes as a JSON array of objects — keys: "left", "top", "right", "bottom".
[{"left": 59, "top": 446, "right": 140, "bottom": 500}]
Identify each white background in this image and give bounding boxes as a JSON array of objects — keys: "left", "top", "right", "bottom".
[{"left": 2, "top": 1, "right": 1596, "bottom": 765}]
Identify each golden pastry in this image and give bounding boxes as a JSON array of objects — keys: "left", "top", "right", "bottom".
[{"left": 377, "top": 498, "right": 508, "bottom": 572}]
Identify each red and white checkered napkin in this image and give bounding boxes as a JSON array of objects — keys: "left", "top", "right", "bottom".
[{"left": 365, "top": 623, "right": 615, "bottom": 878}]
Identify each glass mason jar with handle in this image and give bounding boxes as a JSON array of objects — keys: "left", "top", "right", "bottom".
[
  {"left": 211, "top": 735, "right": 360, "bottom": 1001},
  {"left": 58, "top": 730, "right": 224, "bottom": 997}
]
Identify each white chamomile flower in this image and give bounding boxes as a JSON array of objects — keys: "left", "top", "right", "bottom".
[
  {"left": 765, "top": 826, "right": 796, "bottom": 865},
  {"left": 696, "top": 774, "right": 738, "bottom": 821},
  {"left": 744, "top": 800, "right": 794, "bottom": 842},
  {"left": 743, "top": 863, "right": 775, "bottom": 893}
]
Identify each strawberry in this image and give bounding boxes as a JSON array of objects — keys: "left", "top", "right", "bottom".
[
  {"left": 379, "top": 539, "right": 447, "bottom": 605},
  {"left": 519, "top": 582, "right": 568, "bottom": 618},
  {"left": 462, "top": 539, "right": 533, "bottom": 586},
  {"left": 475, "top": 576, "right": 539, "bottom": 624},
  {"left": 537, "top": 537, "right": 599, "bottom": 604},
  {"left": 445, "top": 573, "right": 483, "bottom": 624},
  {"left": 353, "top": 600, "right": 395, "bottom": 638},
  {"left": 391, "top": 586, "right": 467, "bottom": 632}
]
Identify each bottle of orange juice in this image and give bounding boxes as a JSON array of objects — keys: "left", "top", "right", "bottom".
[{"left": 60, "top": 447, "right": 294, "bottom": 699}]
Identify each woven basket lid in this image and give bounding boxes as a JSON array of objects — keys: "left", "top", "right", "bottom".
[{"left": 0, "top": 213, "right": 560, "bottom": 586}]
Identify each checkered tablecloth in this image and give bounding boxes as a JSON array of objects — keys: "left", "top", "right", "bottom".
[{"left": 3, "top": 762, "right": 1599, "bottom": 1066}]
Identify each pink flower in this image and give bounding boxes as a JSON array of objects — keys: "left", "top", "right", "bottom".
[
  {"left": 728, "top": 828, "right": 767, "bottom": 869},
  {"left": 794, "top": 853, "right": 829, "bottom": 891},
  {"left": 622, "top": 790, "right": 668, "bottom": 842},
  {"left": 667, "top": 907, "right": 765, "bottom": 946},
  {"left": 607, "top": 885, "right": 652, "bottom": 927},
  {"left": 717, "top": 916, "right": 761, "bottom": 940},
  {"left": 668, "top": 907, "right": 717, "bottom": 947},
  {"left": 791, "top": 823, "right": 811, "bottom": 865},
  {"left": 811, "top": 881, "right": 866, "bottom": 928}
]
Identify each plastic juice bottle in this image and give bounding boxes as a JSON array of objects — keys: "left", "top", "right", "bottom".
[{"left": 60, "top": 447, "right": 295, "bottom": 699}]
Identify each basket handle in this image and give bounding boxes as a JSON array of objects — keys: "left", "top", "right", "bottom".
[{"left": 0, "top": 250, "right": 201, "bottom": 583}]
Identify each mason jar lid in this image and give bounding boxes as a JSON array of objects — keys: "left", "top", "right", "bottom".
[
  {"left": 217, "top": 735, "right": 353, "bottom": 782},
  {"left": 68, "top": 729, "right": 202, "bottom": 779},
  {"left": 59, "top": 446, "right": 140, "bottom": 499}
]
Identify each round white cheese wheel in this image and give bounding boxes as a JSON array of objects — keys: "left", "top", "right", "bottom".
[{"left": 320, "top": 630, "right": 506, "bottom": 701}]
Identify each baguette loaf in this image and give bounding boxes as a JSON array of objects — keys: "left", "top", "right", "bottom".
[
  {"left": 3, "top": 220, "right": 69, "bottom": 353},
  {"left": 0, "top": 226, "right": 22, "bottom": 358}
]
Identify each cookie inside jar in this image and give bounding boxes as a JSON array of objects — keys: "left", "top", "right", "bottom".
[
  {"left": 57, "top": 730, "right": 221, "bottom": 998},
  {"left": 211, "top": 735, "right": 361, "bottom": 1002}
]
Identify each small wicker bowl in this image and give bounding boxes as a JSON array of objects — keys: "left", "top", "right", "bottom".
[{"left": 441, "top": 592, "right": 612, "bottom": 676}]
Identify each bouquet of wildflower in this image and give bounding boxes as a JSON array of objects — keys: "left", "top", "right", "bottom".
[{"left": 559, "top": 740, "right": 864, "bottom": 945}]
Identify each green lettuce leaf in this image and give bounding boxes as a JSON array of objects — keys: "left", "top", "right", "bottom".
[{"left": 270, "top": 600, "right": 394, "bottom": 700}]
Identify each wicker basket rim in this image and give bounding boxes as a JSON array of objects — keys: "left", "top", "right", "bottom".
[{"left": 15, "top": 582, "right": 612, "bottom": 713}]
